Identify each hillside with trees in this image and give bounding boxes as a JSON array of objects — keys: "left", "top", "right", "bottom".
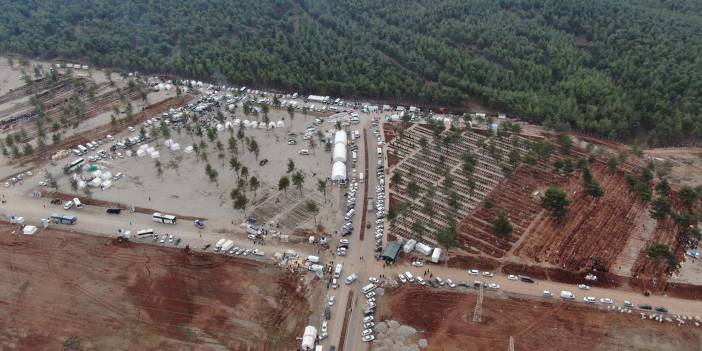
[{"left": 1, "top": 0, "right": 701, "bottom": 145}]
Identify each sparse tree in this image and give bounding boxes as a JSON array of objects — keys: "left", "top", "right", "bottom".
[
  {"left": 542, "top": 186, "right": 569, "bottom": 220},
  {"left": 249, "top": 176, "right": 260, "bottom": 200},
  {"left": 317, "top": 178, "right": 328, "bottom": 203},
  {"left": 287, "top": 158, "right": 295, "bottom": 173},
  {"left": 493, "top": 211, "right": 513, "bottom": 237},
  {"left": 412, "top": 219, "right": 426, "bottom": 240},
  {"left": 278, "top": 176, "right": 290, "bottom": 198},
  {"left": 306, "top": 200, "right": 319, "bottom": 224},
  {"left": 292, "top": 171, "right": 305, "bottom": 196}
]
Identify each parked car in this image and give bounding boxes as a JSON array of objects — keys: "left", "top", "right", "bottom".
[
  {"left": 543, "top": 290, "right": 554, "bottom": 298},
  {"left": 508, "top": 274, "right": 518, "bottom": 281},
  {"left": 488, "top": 283, "right": 500, "bottom": 290},
  {"left": 583, "top": 296, "right": 597, "bottom": 304},
  {"left": 655, "top": 306, "right": 668, "bottom": 313},
  {"left": 623, "top": 300, "right": 633, "bottom": 308},
  {"left": 577, "top": 284, "right": 591, "bottom": 290},
  {"left": 482, "top": 271, "right": 494, "bottom": 277},
  {"left": 328, "top": 296, "right": 336, "bottom": 306},
  {"left": 600, "top": 298, "right": 614, "bottom": 304},
  {"left": 638, "top": 304, "right": 652, "bottom": 310},
  {"left": 468, "top": 269, "right": 480, "bottom": 275}
]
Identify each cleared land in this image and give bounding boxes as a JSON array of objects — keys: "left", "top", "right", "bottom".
[
  {"left": 378, "top": 286, "right": 702, "bottom": 351},
  {"left": 0, "top": 222, "right": 309, "bottom": 350}
]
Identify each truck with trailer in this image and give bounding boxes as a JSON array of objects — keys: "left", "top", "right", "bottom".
[
  {"left": 214, "top": 238, "right": 227, "bottom": 251},
  {"left": 220, "top": 240, "right": 235, "bottom": 253}
]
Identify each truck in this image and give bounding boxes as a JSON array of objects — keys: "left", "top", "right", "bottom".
[
  {"left": 220, "top": 240, "right": 235, "bottom": 253},
  {"left": 430, "top": 248, "right": 442, "bottom": 263},
  {"left": 214, "top": 238, "right": 227, "bottom": 251},
  {"left": 560, "top": 291, "right": 575, "bottom": 300},
  {"left": 73, "top": 197, "right": 82, "bottom": 209},
  {"left": 334, "top": 263, "right": 343, "bottom": 278}
]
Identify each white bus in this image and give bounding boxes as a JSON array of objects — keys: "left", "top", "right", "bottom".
[
  {"left": 136, "top": 229, "right": 155, "bottom": 238},
  {"left": 152, "top": 212, "right": 177, "bottom": 224},
  {"left": 67, "top": 158, "right": 85, "bottom": 172}
]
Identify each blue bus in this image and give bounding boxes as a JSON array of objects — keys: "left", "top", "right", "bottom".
[{"left": 50, "top": 214, "right": 77, "bottom": 225}]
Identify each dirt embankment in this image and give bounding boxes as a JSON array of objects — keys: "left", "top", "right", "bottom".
[
  {"left": 379, "top": 285, "right": 702, "bottom": 351},
  {"left": 0, "top": 221, "right": 309, "bottom": 350}
]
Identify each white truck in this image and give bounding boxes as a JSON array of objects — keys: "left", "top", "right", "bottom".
[
  {"left": 560, "top": 291, "right": 575, "bottom": 300},
  {"left": 306, "top": 255, "right": 321, "bottom": 264},
  {"left": 345, "top": 273, "right": 359, "bottom": 285},
  {"left": 220, "top": 240, "right": 235, "bottom": 253},
  {"left": 334, "top": 263, "right": 343, "bottom": 278},
  {"left": 73, "top": 197, "right": 83, "bottom": 209},
  {"left": 214, "top": 238, "right": 226, "bottom": 251}
]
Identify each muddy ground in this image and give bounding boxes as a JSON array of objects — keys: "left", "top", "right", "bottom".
[
  {"left": 378, "top": 286, "right": 702, "bottom": 351},
  {"left": 0, "top": 222, "right": 310, "bottom": 350}
]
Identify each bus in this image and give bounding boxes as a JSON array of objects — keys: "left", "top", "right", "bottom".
[
  {"left": 136, "top": 229, "right": 155, "bottom": 238},
  {"left": 152, "top": 212, "right": 177, "bottom": 224},
  {"left": 50, "top": 214, "right": 77, "bottom": 225},
  {"left": 67, "top": 158, "right": 85, "bottom": 173}
]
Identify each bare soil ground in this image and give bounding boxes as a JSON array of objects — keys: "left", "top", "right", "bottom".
[
  {"left": 644, "top": 147, "right": 702, "bottom": 188},
  {"left": 379, "top": 286, "right": 702, "bottom": 351},
  {"left": 0, "top": 222, "right": 309, "bottom": 350}
]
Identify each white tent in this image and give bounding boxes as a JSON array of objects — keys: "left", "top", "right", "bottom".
[
  {"left": 258, "top": 122, "right": 266, "bottom": 129},
  {"left": 334, "top": 130, "right": 347, "bottom": 146},
  {"left": 89, "top": 178, "right": 102, "bottom": 187},
  {"left": 225, "top": 121, "right": 233, "bottom": 129},
  {"left": 243, "top": 120, "right": 250, "bottom": 128},
  {"left": 101, "top": 180, "right": 113, "bottom": 190},
  {"left": 184, "top": 145, "right": 194, "bottom": 153},
  {"left": 331, "top": 161, "right": 347, "bottom": 181},
  {"left": 268, "top": 121, "right": 276, "bottom": 129},
  {"left": 100, "top": 172, "right": 113, "bottom": 180},
  {"left": 150, "top": 151, "right": 160, "bottom": 159},
  {"left": 136, "top": 149, "right": 146, "bottom": 157},
  {"left": 216, "top": 123, "right": 224, "bottom": 131},
  {"left": 233, "top": 119, "right": 241, "bottom": 126},
  {"left": 333, "top": 143, "right": 347, "bottom": 163},
  {"left": 276, "top": 120, "right": 285, "bottom": 128},
  {"left": 77, "top": 180, "right": 86, "bottom": 189},
  {"left": 170, "top": 143, "right": 180, "bottom": 151},
  {"left": 164, "top": 139, "right": 173, "bottom": 147}
]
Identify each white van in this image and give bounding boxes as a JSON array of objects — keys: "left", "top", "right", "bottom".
[
  {"left": 298, "top": 149, "right": 310, "bottom": 155},
  {"left": 359, "top": 172, "right": 364, "bottom": 183},
  {"left": 73, "top": 197, "right": 82, "bottom": 209},
  {"left": 306, "top": 255, "right": 321, "bottom": 264},
  {"left": 63, "top": 200, "right": 74, "bottom": 210},
  {"left": 334, "top": 263, "right": 343, "bottom": 278},
  {"left": 404, "top": 272, "right": 414, "bottom": 282},
  {"left": 77, "top": 145, "right": 88, "bottom": 154},
  {"left": 344, "top": 209, "right": 355, "bottom": 220}
]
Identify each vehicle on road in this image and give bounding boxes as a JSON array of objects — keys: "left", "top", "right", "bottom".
[
  {"left": 482, "top": 271, "right": 494, "bottom": 277},
  {"left": 600, "top": 298, "right": 614, "bottom": 304},
  {"left": 519, "top": 276, "right": 535, "bottom": 283},
  {"left": 404, "top": 272, "right": 414, "bottom": 282},
  {"left": 560, "top": 291, "right": 575, "bottom": 300},
  {"left": 345, "top": 273, "right": 359, "bottom": 285},
  {"left": 488, "top": 283, "right": 500, "bottom": 290},
  {"left": 508, "top": 274, "right": 518, "bottom": 281},
  {"left": 398, "top": 273, "right": 407, "bottom": 283},
  {"left": 106, "top": 208, "right": 122, "bottom": 214},
  {"left": 331, "top": 279, "right": 338, "bottom": 289},
  {"left": 543, "top": 290, "right": 553, "bottom": 298},
  {"left": 578, "top": 284, "right": 591, "bottom": 290},
  {"left": 639, "top": 304, "right": 652, "bottom": 310},
  {"left": 655, "top": 306, "right": 668, "bottom": 313},
  {"left": 623, "top": 300, "right": 633, "bottom": 308},
  {"left": 468, "top": 269, "right": 480, "bottom": 276},
  {"left": 63, "top": 200, "right": 74, "bottom": 210},
  {"left": 446, "top": 279, "right": 456, "bottom": 288},
  {"left": 583, "top": 296, "right": 597, "bottom": 304},
  {"left": 328, "top": 296, "right": 335, "bottom": 306}
]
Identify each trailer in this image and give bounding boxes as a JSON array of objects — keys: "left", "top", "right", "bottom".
[
  {"left": 50, "top": 214, "right": 77, "bottom": 225},
  {"left": 431, "top": 248, "right": 442, "bottom": 263},
  {"left": 415, "top": 242, "right": 433, "bottom": 256}
]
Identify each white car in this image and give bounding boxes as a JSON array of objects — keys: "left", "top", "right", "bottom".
[
  {"left": 362, "top": 329, "right": 373, "bottom": 336},
  {"left": 168, "top": 234, "right": 174, "bottom": 242},
  {"left": 583, "top": 296, "right": 597, "bottom": 304},
  {"left": 623, "top": 300, "right": 633, "bottom": 308},
  {"left": 416, "top": 276, "right": 425, "bottom": 285},
  {"left": 322, "top": 320, "right": 328, "bottom": 333},
  {"left": 488, "top": 283, "right": 500, "bottom": 290},
  {"left": 600, "top": 298, "right": 614, "bottom": 305},
  {"left": 446, "top": 279, "right": 456, "bottom": 288},
  {"left": 363, "top": 316, "right": 374, "bottom": 323},
  {"left": 328, "top": 296, "right": 336, "bottom": 306},
  {"left": 435, "top": 277, "right": 444, "bottom": 286},
  {"left": 543, "top": 290, "right": 553, "bottom": 298},
  {"left": 362, "top": 335, "right": 375, "bottom": 342},
  {"left": 482, "top": 271, "right": 494, "bottom": 277},
  {"left": 366, "top": 291, "right": 376, "bottom": 299},
  {"left": 398, "top": 273, "right": 407, "bottom": 283},
  {"left": 412, "top": 261, "right": 424, "bottom": 267},
  {"left": 364, "top": 321, "right": 375, "bottom": 329},
  {"left": 368, "top": 277, "right": 379, "bottom": 284},
  {"left": 468, "top": 269, "right": 480, "bottom": 276},
  {"left": 332, "top": 279, "right": 338, "bottom": 289},
  {"left": 247, "top": 234, "right": 256, "bottom": 240},
  {"left": 578, "top": 284, "right": 591, "bottom": 290},
  {"left": 339, "top": 239, "right": 350, "bottom": 245},
  {"left": 508, "top": 274, "right": 519, "bottom": 281}
]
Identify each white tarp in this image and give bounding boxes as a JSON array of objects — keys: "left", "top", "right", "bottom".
[
  {"left": 23, "top": 225, "right": 37, "bottom": 235},
  {"left": 184, "top": 146, "right": 194, "bottom": 153},
  {"left": 170, "top": 143, "right": 180, "bottom": 151},
  {"left": 89, "top": 178, "right": 102, "bottom": 187},
  {"left": 276, "top": 120, "right": 285, "bottom": 128},
  {"left": 101, "top": 180, "right": 113, "bottom": 190}
]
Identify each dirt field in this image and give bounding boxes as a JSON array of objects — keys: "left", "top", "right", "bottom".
[
  {"left": 0, "top": 222, "right": 309, "bottom": 350},
  {"left": 378, "top": 286, "right": 702, "bottom": 351}
]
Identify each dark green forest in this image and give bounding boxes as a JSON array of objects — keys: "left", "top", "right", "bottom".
[{"left": 1, "top": 0, "right": 701, "bottom": 145}]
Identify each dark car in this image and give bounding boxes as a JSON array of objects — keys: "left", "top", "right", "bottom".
[
  {"left": 519, "top": 276, "right": 535, "bottom": 283},
  {"left": 638, "top": 304, "right": 652, "bottom": 310},
  {"left": 655, "top": 306, "right": 668, "bottom": 313},
  {"left": 428, "top": 280, "right": 439, "bottom": 288},
  {"left": 106, "top": 208, "right": 122, "bottom": 214},
  {"left": 366, "top": 223, "right": 371, "bottom": 229},
  {"left": 259, "top": 159, "right": 268, "bottom": 166}
]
